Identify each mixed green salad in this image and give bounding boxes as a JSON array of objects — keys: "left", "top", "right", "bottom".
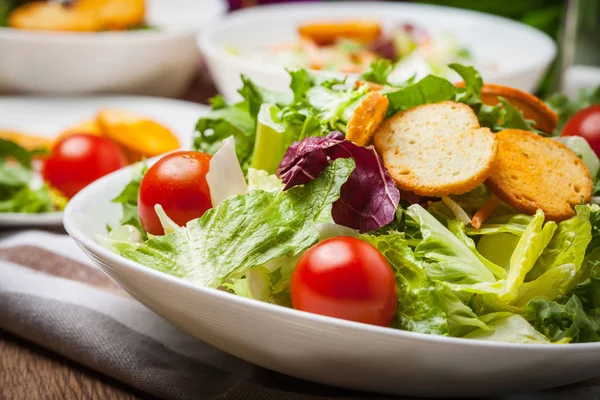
[
  {"left": 101, "top": 61, "right": 600, "bottom": 345},
  {"left": 0, "top": 139, "right": 66, "bottom": 213}
]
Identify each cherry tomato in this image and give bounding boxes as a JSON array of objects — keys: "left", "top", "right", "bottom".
[
  {"left": 562, "top": 105, "right": 600, "bottom": 155},
  {"left": 43, "top": 133, "right": 128, "bottom": 198},
  {"left": 138, "top": 151, "right": 212, "bottom": 235},
  {"left": 291, "top": 236, "right": 397, "bottom": 327}
]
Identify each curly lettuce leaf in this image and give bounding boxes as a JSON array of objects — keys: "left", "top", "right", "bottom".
[
  {"left": 362, "top": 232, "right": 448, "bottom": 335},
  {"left": 527, "top": 295, "right": 600, "bottom": 343},
  {"left": 546, "top": 85, "right": 600, "bottom": 134},
  {"left": 114, "top": 158, "right": 354, "bottom": 288}
]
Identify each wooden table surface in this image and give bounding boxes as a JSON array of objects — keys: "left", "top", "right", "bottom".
[{"left": 0, "top": 71, "right": 218, "bottom": 400}]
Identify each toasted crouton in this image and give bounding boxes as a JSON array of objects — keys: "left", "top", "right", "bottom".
[
  {"left": 455, "top": 82, "right": 558, "bottom": 133},
  {"left": 9, "top": 2, "right": 100, "bottom": 32},
  {"left": 346, "top": 92, "right": 389, "bottom": 146},
  {"left": 354, "top": 80, "right": 386, "bottom": 92},
  {"left": 75, "top": 0, "right": 145, "bottom": 31},
  {"left": 374, "top": 101, "right": 497, "bottom": 196},
  {"left": 298, "top": 20, "right": 382, "bottom": 46},
  {"left": 485, "top": 129, "right": 592, "bottom": 221}
]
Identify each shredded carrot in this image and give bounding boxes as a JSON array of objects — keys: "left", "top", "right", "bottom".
[{"left": 471, "top": 195, "right": 501, "bottom": 229}]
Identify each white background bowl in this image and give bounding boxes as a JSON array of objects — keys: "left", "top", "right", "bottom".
[
  {"left": 65, "top": 159, "right": 600, "bottom": 399},
  {"left": 198, "top": 2, "right": 557, "bottom": 101},
  {"left": 0, "top": 0, "right": 227, "bottom": 98}
]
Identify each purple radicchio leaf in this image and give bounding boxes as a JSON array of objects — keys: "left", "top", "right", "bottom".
[
  {"left": 276, "top": 132, "right": 345, "bottom": 190},
  {"left": 276, "top": 131, "right": 400, "bottom": 233}
]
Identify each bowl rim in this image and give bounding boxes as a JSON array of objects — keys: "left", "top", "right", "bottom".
[
  {"left": 197, "top": 1, "right": 557, "bottom": 81},
  {"left": 64, "top": 158, "right": 600, "bottom": 353},
  {"left": 0, "top": 0, "right": 228, "bottom": 44}
]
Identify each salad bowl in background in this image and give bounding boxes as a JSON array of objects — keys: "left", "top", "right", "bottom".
[
  {"left": 0, "top": 0, "right": 227, "bottom": 97},
  {"left": 0, "top": 96, "right": 208, "bottom": 227},
  {"left": 64, "top": 160, "right": 600, "bottom": 398},
  {"left": 198, "top": 2, "right": 557, "bottom": 101}
]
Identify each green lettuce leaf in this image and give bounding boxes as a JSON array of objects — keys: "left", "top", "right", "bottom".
[
  {"left": 527, "top": 205, "right": 592, "bottom": 281},
  {"left": 111, "top": 163, "right": 147, "bottom": 236},
  {"left": 247, "top": 168, "right": 284, "bottom": 192},
  {"left": 362, "top": 232, "right": 448, "bottom": 335},
  {"left": 0, "top": 185, "right": 55, "bottom": 213},
  {"left": 385, "top": 75, "right": 458, "bottom": 116},
  {"left": 499, "top": 210, "right": 556, "bottom": 303},
  {"left": 406, "top": 204, "right": 501, "bottom": 289},
  {"left": 527, "top": 295, "right": 600, "bottom": 343},
  {"left": 194, "top": 101, "right": 256, "bottom": 171},
  {"left": 476, "top": 233, "right": 521, "bottom": 270},
  {"left": 465, "top": 313, "right": 549, "bottom": 344},
  {"left": 435, "top": 288, "right": 491, "bottom": 337},
  {"left": 115, "top": 158, "right": 354, "bottom": 288},
  {"left": 0, "top": 138, "right": 56, "bottom": 213},
  {"left": 359, "top": 59, "right": 395, "bottom": 85}
]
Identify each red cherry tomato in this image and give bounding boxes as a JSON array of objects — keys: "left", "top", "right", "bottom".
[
  {"left": 562, "top": 104, "right": 600, "bottom": 155},
  {"left": 291, "top": 236, "right": 397, "bottom": 327},
  {"left": 138, "top": 151, "right": 212, "bottom": 235},
  {"left": 43, "top": 134, "right": 128, "bottom": 198}
]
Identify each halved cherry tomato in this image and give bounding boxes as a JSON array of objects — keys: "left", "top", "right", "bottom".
[
  {"left": 562, "top": 105, "right": 600, "bottom": 156},
  {"left": 138, "top": 151, "right": 212, "bottom": 235},
  {"left": 42, "top": 133, "right": 128, "bottom": 198},
  {"left": 291, "top": 236, "right": 397, "bottom": 327}
]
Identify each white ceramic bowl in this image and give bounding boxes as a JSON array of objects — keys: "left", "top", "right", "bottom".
[
  {"left": 198, "top": 2, "right": 557, "bottom": 101},
  {"left": 65, "top": 161, "right": 600, "bottom": 398},
  {"left": 0, "top": 0, "right": 227, "bottom": 97}
]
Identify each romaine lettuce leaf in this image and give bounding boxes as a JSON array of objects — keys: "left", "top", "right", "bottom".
[
  {"left": 406, "top": 204, "right": 501, "bottom": 287},
  {"left": 527, "top": 205, "right": 592, "bottom": 281},
  {"left": 114, "top": 158, "right": 355, "bottom": 288},
  {"left": 435, "top": 287, "right": 491, "bottom": 337},
  {"left": 362, "top": 232, "right": 448, "bottom": 335},
  {"left": 499, "top": 210, "right": 556, "bottom": 303}
]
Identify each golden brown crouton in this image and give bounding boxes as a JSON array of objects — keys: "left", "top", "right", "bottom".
[
  {"left": 298, "top": 20, "right": 382, "bottom": 46},
  {"left": 485, "top": 129, "right": 592, "bottom": 221},
  {"left": 374, "top": 101, "right": 497, "bottom": 197},
  {"left": 346, "top": 92, "right": 389, "bottom": 146},
  {"left": 455, "top": 82, "right": 558, "bottom": 133}
]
